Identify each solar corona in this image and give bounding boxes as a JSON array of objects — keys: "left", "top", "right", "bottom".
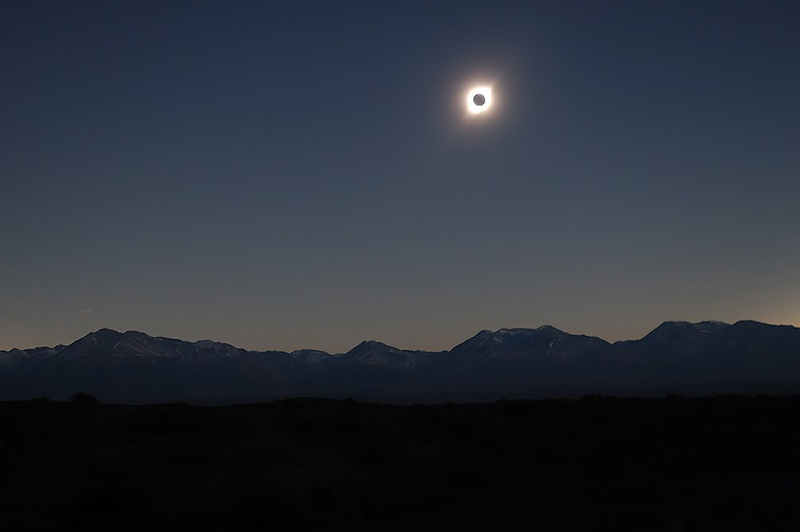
[{"left": 466, "top": 86, "right": 492, "bottom": 114}]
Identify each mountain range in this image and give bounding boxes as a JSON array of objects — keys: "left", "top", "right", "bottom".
[{"left": 2, "top": 320, "right": 800, "bottom": 404}]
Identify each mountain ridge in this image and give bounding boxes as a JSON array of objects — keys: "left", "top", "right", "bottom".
[
  {"left": 2, "top": 320, "right": 799, "bottom": 404},
  {"left": 7, "top": 320, "right": 800, "bottom": 356}
]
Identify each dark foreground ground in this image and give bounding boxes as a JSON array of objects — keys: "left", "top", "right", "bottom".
[{"left": 2, "top": 394, "right": 799, "bottom": 531}]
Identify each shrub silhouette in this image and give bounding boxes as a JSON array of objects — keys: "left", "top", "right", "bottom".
[
  {"left": 70, "top": 392, "right": 99, "bottom": 405},
  {"left": 30, "top": 396, "right": 53, "bottom": 405},
  {"left": 0, "top": 395, "right": 798, "bottom": 530}
]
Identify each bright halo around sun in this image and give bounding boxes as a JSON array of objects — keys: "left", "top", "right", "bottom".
[{"left": 467, "top": 86, "right": 492, "bottom": 114}]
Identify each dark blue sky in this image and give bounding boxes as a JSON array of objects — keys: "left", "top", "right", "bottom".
[{"left": 2, "top": 0, "right": 799, "bottom": 352}]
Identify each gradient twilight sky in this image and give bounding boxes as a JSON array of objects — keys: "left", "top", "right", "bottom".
[{"left": 1, "top": 1, "right": 799, "bottom": 353}]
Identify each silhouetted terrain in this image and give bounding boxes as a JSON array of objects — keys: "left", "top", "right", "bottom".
[
  {"left": 2, "top": 320, "right": 800, "bottom": 403},
  {"left": 2, "top": 395, "right": 799, "bottom": 531}
]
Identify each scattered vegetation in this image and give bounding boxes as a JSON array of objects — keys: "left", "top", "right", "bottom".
[
  {"left": 70, "top": 392, "right": 99, "bottom": 405},
  {"left": 30, "top": 396, "right": 53, "bottom": 405},
  {"left": 0, "top": 395, "right": 798, "bottom": 531}
]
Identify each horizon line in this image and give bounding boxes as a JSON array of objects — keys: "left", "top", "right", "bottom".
[{"left": 4, "top": 319, "right": 798, "bottom": 355}]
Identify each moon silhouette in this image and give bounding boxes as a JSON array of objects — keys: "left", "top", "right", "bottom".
[{"left": 466, "top": 86, "right": 492, "bottom": 114}]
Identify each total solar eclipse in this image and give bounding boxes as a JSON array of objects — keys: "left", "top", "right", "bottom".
[{"left": 466, "top": 86, "right": 492, "bottom": 114}]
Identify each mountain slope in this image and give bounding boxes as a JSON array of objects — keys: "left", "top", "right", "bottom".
[
  {"left": 339, "top": 340, "right": 438, "bottom": 369},
  {"left": 1, "top": 320, "right": 799, "bottom": 403},
  {"left": 439, "top": 326, "right": 612, "bottom": 377}
]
